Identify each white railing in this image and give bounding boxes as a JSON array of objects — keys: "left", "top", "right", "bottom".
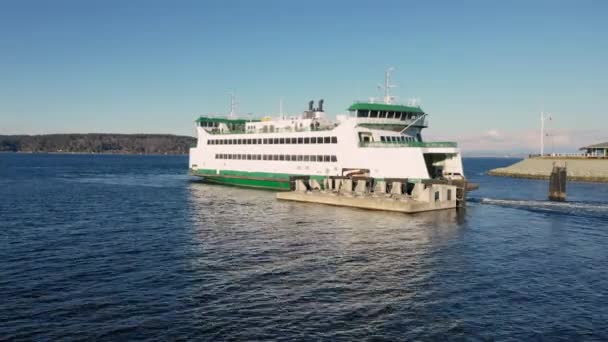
[
  {"left": 352, "top": 100, "right": 422, "bottom": 108},
  {"left": 529, "top": 153, "right": 607, "bottom": 159}
]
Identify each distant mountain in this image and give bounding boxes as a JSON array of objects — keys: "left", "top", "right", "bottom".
[{"left": 0, "top": 134, "right": 196, "bottom": 155}]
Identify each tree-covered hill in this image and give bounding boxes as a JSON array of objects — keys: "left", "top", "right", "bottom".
[{"left": 0, "top": 134, "right": 197, "bottom": 154}]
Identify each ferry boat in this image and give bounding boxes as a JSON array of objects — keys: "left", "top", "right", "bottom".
[{"left": 189, "top": 71, "right": 464, "bottom": 190}]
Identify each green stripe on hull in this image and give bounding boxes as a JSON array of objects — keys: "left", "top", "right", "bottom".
[
  {"left": 190, "top": 168, "right": 324, "bottom": 191},
  {"left": 203, "top": 175, "right": 291, "bottom": 190}
]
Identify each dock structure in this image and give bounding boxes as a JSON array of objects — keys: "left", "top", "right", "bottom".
[
  {"left": 276, "top": 176, "right": 468, "bottom": 213},
  {"left": 548, "top": 163, "right": 567, "bottom": 201}
]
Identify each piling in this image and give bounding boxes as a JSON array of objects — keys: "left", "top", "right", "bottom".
[{"left": 548, "top": 163, "right": 567, "bottom": 201}]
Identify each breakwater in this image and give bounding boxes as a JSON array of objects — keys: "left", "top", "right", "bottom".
[{"left": 488, "top": 157, "right": 608, "bottom": 183}]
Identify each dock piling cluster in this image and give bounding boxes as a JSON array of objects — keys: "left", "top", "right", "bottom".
[{"left": 548, "top": 163, "right": 567, "bottom": 201}]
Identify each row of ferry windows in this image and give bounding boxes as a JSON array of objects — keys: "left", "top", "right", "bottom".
[
  {"left": 215, "top": 153, "right": 338, "bottom": 162},
  {"left": 199, "top": 121, "right": 220, "bottom": 127},
  {"left": 208, "top": 136, "right": 338, "bottom": 145},
  {"left": 381, "top": 136, "right": 416, "bottom": 143},
  {"left": 356, "top": 110, "right": 420, "bottom": 120}
]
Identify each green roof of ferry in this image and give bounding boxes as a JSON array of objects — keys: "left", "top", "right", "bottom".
[{"left": 348, "top": 103, "right": 424, "bottom": 113}]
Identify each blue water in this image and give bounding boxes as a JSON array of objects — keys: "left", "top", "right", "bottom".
[{"left": 1, "top": 154, "right": 607, "bottom": 340}]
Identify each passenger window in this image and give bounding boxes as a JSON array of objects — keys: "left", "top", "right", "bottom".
[
  {"left": 279, "top": 138, "right": 285, "bottom": 144},
  {"left": 304, "top": 137, "right": 310, "bottom": 144},
  {"left": 317, "top": 155, "right": 323, "bottom": 162},
  {"left": 291, "top": 155, "right": 297, "bottom": 161},
  {"left": 331, "top": 137, "right": 337, "bottom": 143},
  {"left": 273, "top": 138, "right": 279, "bottom": 144},
  {"left": 381, "top": 136, "right": 386, "bottom": 142},
  {"left": 324, "top": 155, "right": 330, "bottom": 162},
  {"left": 323, "top": 137, "right": 330, "bottom": 143},
  {"left": 304, "top": 155, "right": 310, "bottom": 161},
  {"left": 331, "top": 155, "right": 337, "bottom": 162},
  {"left": 357, "top": 110, "right": 369, "bottom": 117},
  {"left": 263, "top": 138, "right": 268, "bottom": 144},
  {"left": 263, "top": 155, "right": 268, "bottom": 160},
  {"left": 291, "top": 137, "right": 297, "bottom": 144},
  {"left": 370, "top": 111, "right": 378, "bottom": 118},
  {"left": 298, "top": 137, "right": 303, "bottom": 144},
  {"left": 297, "top": 155, "right": 303, "bottom": 161},
  {"left": 309, "top": 155, "right": 316, "bottom": 162},
  {"left": 285, "top": 155, "right": 290, "bottom": 161},
  {"left": 279, "top": 155, "right": 285, "bottom": 161}
]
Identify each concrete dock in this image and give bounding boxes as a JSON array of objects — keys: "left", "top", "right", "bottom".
[
  {"left": 276, "top": 177, "right": 462, "bottom": 213},
  {"left": 488, "top": 157, "right": 608, "bottom": 183}
]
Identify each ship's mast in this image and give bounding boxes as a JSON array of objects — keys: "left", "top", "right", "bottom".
[
  {"left": 229, "top": 92, "right": 237, "bottom": 118},
  {"left": 380, "top": 67, "right": 396, "bottom": 104}
]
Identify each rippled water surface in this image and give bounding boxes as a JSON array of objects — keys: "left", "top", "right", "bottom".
[{"left": 1, "top": 154, "right": 607, "bottom": 340}]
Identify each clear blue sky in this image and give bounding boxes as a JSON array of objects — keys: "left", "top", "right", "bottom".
[{"left": 1, "top": 0, "right": 606, "bottom": 150}]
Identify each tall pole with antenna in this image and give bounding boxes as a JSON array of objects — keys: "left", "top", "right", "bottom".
[
  {"left": 380, "top": 67, "right": 396, "bottom": 104},
  {"left": 229, "top": 92, "right": 237, "bottom": 119},
  {"left": 540, "top": 111, "right": 544, "bottom": 156},
  {"left": 540, "top": 111, "right": 552, "bottom": 156}
]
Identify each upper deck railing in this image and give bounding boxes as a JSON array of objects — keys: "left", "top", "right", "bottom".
[
  {"left": 359, "top": 141, "right": 457, "bottom": 148},
  {"left": 204, "top": 126, "right": 335, "bottom": 135}
]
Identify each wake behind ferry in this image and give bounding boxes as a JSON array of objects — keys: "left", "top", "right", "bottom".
[{"left": 189, "top": 72, "right": 465, "bottom": 190}]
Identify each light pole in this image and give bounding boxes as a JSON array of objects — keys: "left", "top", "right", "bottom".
[{"left": 540, "top": 111, "right": 552, "bottom": 156}]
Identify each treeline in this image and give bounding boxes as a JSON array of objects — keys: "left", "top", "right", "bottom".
[{"left": 0, "top": 134, "right": 197, "bottom": 154}]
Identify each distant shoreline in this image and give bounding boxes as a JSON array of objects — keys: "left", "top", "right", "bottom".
[
  {"left": 0, "top": 151, "right": 188, "bottom": 156},
  {"left": 0, "top": 133, "right": 195, "bottom": 155}
]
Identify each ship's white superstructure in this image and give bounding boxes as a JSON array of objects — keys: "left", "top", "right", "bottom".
[{"left": 189, "top": 72, "right": 464, "bottom": 190}]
